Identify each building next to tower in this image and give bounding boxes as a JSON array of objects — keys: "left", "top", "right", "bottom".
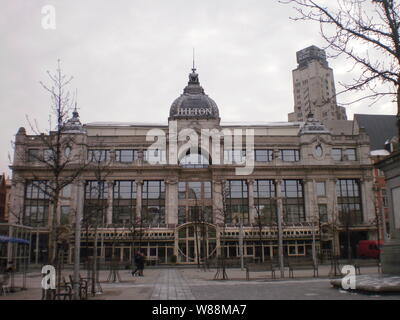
[
  {"left": 288, "top": 46, "right": 347, "bottom": 123},
  {"left": 7, "top": 52, "right": 378, "bottom": 266}
]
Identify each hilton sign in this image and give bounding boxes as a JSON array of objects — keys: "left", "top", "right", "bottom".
[{"left": 175, "top": 107, "right": 212, "bottom": 116}]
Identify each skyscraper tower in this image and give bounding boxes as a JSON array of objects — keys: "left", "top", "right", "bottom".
[{"left": 288, "top": 45, "right": 347, "bottom": 122}]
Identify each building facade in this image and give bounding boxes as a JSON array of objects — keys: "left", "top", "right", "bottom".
[
  {"left": 9, "top": 66, "right": 376, "bottom": 265},
  {"left": 288, "top": 46, "right": 347, "bottom": 123}
]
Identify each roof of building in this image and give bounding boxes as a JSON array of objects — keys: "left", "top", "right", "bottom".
[
  {"left": 324, "top": 120, "right": 356, "bottom": 135},
  {"left": 84, "top": 121, "right": 303, "bottom": 128},
  {"left": 354, "top": 114, "right": 397, "bottom": 151}
]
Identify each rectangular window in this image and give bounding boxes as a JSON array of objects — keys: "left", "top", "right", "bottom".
[
  {"left": 188, "top": 182, "right": 201, "bottom": 199},
  {"left": 28, "top": 149, "right": 41, "bottom": 162},
  {"left": 178, "top": 182, "right": 186, "bottom": 199},
  {"left": 318, "top": 204, "right": 328, "bottom": 223},
  {"left": 61, "top": 185, "right": 71, "bottom": 198},
  {"left": 115, "top": 149, "right": 138, "bottom": 163},
  {"left": 84, "top": 181, "right": 108, "bottom": 225},
  {"left": 43, "top": 149, "right": 54, "bottom": 163},
  {"left": 280, "top": 149, "right": 300, "bottom": 162},
  {"left": 24, "top": 181, "right": 50, "bottom": 227},
  {"left": 226, "top": 180, "right": 249, "bottom": 225},
  {"left": 281, "top": 180, "right": 305, "bottom": 223},
  {"left": 178, "top": 181, "right": 213, "bottom": 224},
  {"left": 345, "top": 148, "right": 357, "bottom": 161},
  {"left": 178, "top": 206, "right": 186, "bottom": 224},
  {"left": 60, "top": 206, "right": 70, "bottom": 225},
  {"left": 85, "top": 181, "right": 108, "bottom": 199},
  {"left": 204, "top": 182, "right": 212, "bottom": 199},
  {"left": 254, "top": 180, "right": 276, "bottom": 225},
  {"left": 224, "top": 149, "right": 246, "bottom": 164},
  {"left": 316, "top": 182, "right": 326, "bottom": 197},
  {"left": 332, "top": 148, "right": 342, "bottom": 161},
  {"left": 88, "top": 149, "right": 110, "bottom": 162},
  {"left": 113, "top": 181, "right": 136, "bottom": 225},
  {"left": 144, "top": 149, "right": 166, "bottom": 164},
  {"left": 336, "top": 179, "right": 363, "bottom": 225},
  {"left": 142, "top": 181, "right": 165, "bottom": 226},
  {"left": 254, "top": 149, "right": 273, "bottom": 162}
]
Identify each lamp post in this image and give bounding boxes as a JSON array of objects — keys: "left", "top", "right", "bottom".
[{"left": 239, "top": 217, "right": 244, "bottom": 270}]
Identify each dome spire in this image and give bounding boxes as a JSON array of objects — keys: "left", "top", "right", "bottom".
[
  {"left": 189, "top": 48, "right": 199, "bottom": 85},
  {"left": 192, "top": 48, "right": 196, "bottom": 73},
  {"left": 73, "top": 89, "right": 79, "bottom": 118}
]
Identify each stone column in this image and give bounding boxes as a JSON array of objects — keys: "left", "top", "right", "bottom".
[
  {"left": 328, "top": 178, "right": 340, "bottom": 256},
  {"left": 247, "top": 179, "right": 255, "bottom": 225},
  {"left": 71, "top": 181, "right": 81, "bottom": 224},
  {"left": 106, "top": 181, "right": 114, "bottom": 225},
  {"left": 136, "top": 180, "right": 143, "bottom": 221},
  {"left": 276, "top": 179, "right": 285, "bottom": 278},
  {"left": 303, "top": 179, "right": 317, "bottom": 222},
  {"left": 73, "top": 179, "right": 84, "bottom": 299},
  {"left": 165, "top": 179, "right": 178, "bottom": 226},
  {"left": 360, "top": 177, "right": 374, "bottom": 223},
  {"left": 213, "top": 180, "right": 223, "bottom": 225},
  {"left": 9, "top": 177, "right": 25, "bottom": 225}
]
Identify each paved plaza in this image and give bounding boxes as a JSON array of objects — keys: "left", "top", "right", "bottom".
[{"left": 1, "top": 266, "right": 400, "bottom": 300}]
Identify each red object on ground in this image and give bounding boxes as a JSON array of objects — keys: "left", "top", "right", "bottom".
[{"left": 357, "top": 240, "right": 384, "bottom": 259}]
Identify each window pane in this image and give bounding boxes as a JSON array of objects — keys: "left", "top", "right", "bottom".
[
  {"left": 255, "top": 149, "right": 273, "bottom": 162},
  {"left": 28, "top": 149, "right": 41, "bottom": 162},
  {"left": 345, "top": 149, "right": 356, "bottom": 161},
  {"left": 332, "top": 148, "right": 342, "bottom": 161},
  {"left": 316, "top": 182, "right": 326, "bottom": 196},
  {"left": 116, "top": 150, "right": 136, "bottom": 162},
  {"left": 281, "top": 150, "right": 300, "bottom": 162}
]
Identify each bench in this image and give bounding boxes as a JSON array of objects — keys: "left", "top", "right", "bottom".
[
  {"left": 245, "top": 262, "right": 276, "bottom": 280},
  {"left": 287, "top": 258, "right": 318, "bottom": 278},
  {"left": 68, "top": 275, "right": 88, "bottom": 300},
  {"left": 54, "top": 279, "right": 73, "bottom": 300},
  {"left": 353, "top": 259, "right": 381, "bottom": 275}
]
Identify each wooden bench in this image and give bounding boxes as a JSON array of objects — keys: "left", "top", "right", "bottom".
[
  {"left": 287, "top": 257, "right": 318, "bottom": 278},
  {"left": 353, "top": 259, "right": 381, "bottom": 275},
  {"left": 245, "top": 262, "right": 276, "bottom": 280}
]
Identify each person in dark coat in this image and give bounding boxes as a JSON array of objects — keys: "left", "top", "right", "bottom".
[
  {"left": 131, "top": 251, "right": 141, "bottom": 277},
  {"left": 138, "top": 252, "right": 145, "bottom": 276}
]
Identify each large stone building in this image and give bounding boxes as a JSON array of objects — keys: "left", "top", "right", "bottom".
[
  {"left": 288, "top": 46, "right": 347, "bottom": 123},
  {"left": 9, "top": 63, "right": 376, "bottom": 265}
]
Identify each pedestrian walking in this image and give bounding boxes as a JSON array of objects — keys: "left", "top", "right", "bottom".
[
  {"left": 138, "top": 252, "right": 146, "bottom": 276},
  {"left": 131, "top": 251, "right": 141, "bottom": 277}
]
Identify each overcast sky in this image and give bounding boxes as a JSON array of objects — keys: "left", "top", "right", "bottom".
[{"left": 0, "top": 0, "right": 397, "bottom": 176}]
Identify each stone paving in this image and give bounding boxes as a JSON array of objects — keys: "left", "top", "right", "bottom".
[
  {"left": 150, "top": 268, "right": 195, "bottom": 300},
  {"left": 0, "top": 266, "right": 399, "bottom": 300}
]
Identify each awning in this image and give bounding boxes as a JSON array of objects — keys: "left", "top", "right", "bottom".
[{"left": 0, "top": 235, "right": 30, "bottom": 245}]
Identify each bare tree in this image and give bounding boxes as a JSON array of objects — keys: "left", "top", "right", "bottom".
[
  {"left": 12, "top": 60, "right": 87, "bottom": 265},
  {"left": 253, "top": 205, "right": 265, "bottom": 263},
  {"left": 214, "top": 180, "right": 230, "bottom": 280},
  {"left": 82, "top": 145, "right": 113, "bottom": 293},
  {"left": 281, "top": 0, "right": 400, "bottom": 138}
]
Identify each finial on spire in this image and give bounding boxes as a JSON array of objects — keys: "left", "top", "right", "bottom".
[
  {"left": 192, "top": 48, "right": 196, "bottom": 72},
  {"left": 73, "top": 89, "right": 79, "bottom": 118}
]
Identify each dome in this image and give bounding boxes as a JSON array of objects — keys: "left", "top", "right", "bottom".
[{"left": 169, "top": 68, "right": 219, "bottom": 120}]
